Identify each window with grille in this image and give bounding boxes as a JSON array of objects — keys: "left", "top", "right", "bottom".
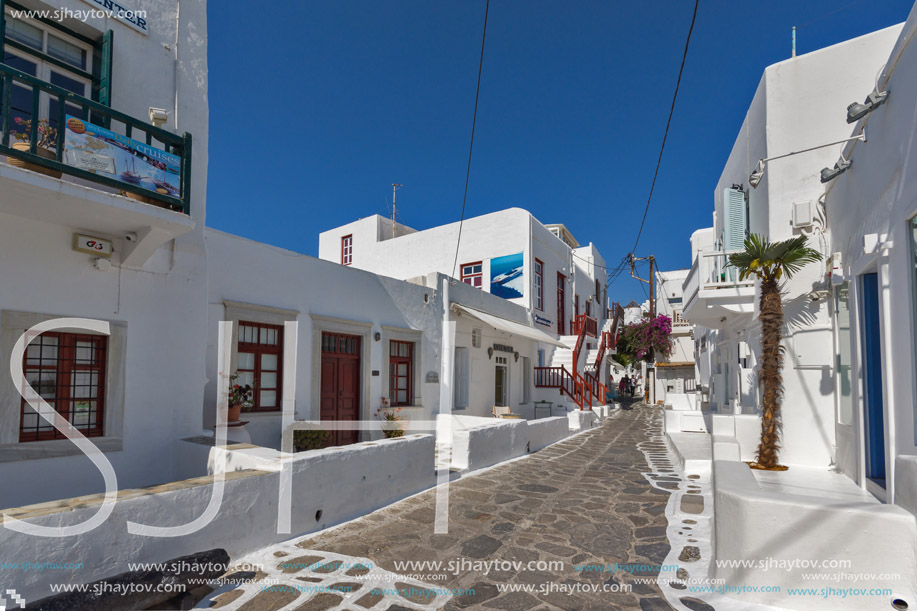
[
  {"left": 461, "top": 262, "right": 483, "bottom": 288},
  {"left": 20, "top": 332, "right": 106, "bottom": 442},
  {"left": 534, "top": 259, "right": 544, "bottom": 310},
  {"left": 237, "top": 321, "right": 283, "bottom": 411},
  {"left": 472, "top": 328, "right": 482, "bottom": 348},
  {"left": 341, "top": 235, "right": 353, "bottom": 265},
  {"left": 389, "top": 340, "right": 413, "bottom": 406}
]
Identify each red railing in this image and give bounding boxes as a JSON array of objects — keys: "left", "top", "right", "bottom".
[
  {"left": 534, "top": 365, "right": 583, "bottom": 409},
  {"left": 584, "top": 370, "right": 608, "bottom": 405},
  {"left": 570, "top": 314, "right": 598, "bottom": 338}
]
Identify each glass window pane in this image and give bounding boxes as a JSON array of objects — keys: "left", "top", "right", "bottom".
[
  {"left": 75, "top": 341, "right": 94, "bottom": 363},
  {"left": 260, "top": 372, "right": 277, "bottom": 390},
  {"left": 3, "top": 52, "right": 38, "bottom": 76},
  {"left": 397, "top": 390, "right": 407, "bottom": 403},
  {"left": 6, "top": 20, "right": 43, "bottom": 50},
  {"left": 260, "top": 390, "right": 277, "bottom": 408},
  {"left": 237, "top": 352, "right": 255, "bottom": 370},
  {"left": 28, "top": 372, "right": 57, "bottom": 398},
  {"left": 48, "top": 34, "right": 87, "bottom": 70},
  {"left": 261, "top": 353, "right": 278, "bottom": 371},
  {"left": 72, "top": 401, "right": 91, "bottom": 426},
  {"left": 235, "top": 371, "right": 254, "bottom": 387}
]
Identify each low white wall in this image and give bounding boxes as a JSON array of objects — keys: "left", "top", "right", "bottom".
[
  {"left": 896, "top": 455, "right": 917, "bottom": 520},
  {"left": 568, "top": 409, "right": 598, "bottom": 432},
  {"left": 1, "top": 435, "right": 436, "bottom": 603},
  {"left": 525, "top": 417, "right": 569, "bottom": 452},
  {"left": 713, "top": 460, "right": 917, "bottom": 610},
  {"left": 450, "top": 415, "right": 571, "bottom": 471},
  {"left": 452, "top": 418, "right": 526, "bottom": 471}
]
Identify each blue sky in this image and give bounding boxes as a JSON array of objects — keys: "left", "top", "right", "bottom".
[{"left": 206, "top": 0, "right": 912, "bottom": 305}]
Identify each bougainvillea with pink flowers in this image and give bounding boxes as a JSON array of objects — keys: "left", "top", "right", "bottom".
[{"left": 616, "top": 314, "right": 673, "bottom": 362}]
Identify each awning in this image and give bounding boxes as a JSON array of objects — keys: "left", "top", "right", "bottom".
[
  {"left": 655, "top": 361, "right": 695, "bottom": 368},
  {"left": 451, "top": 304, "right": 568, "bottom": 348}
]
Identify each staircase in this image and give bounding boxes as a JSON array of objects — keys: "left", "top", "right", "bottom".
[{"left": 535, "top": 314, "right": 604, "bottom": 411}]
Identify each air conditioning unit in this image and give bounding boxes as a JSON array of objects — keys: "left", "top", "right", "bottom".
[{"left": 792, "top": 201, "right": 814, "bottom": 228}]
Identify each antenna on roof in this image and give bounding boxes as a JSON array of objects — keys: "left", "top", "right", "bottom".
[
  {"left": 392, "top": 183, "right": 403, "bottom": 239},
  {"left": 792, "top": 26, "right": 796, "bottom": 58}
]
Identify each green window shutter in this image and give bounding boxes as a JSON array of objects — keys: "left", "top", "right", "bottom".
[
  {"left": 723, "top": 188, "right": 747, "bottom": 251},
  {"left": 98, "top": 29, "right": 113, "bottom": 107}
]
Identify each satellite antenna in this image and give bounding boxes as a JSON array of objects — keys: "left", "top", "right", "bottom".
[{"left": 392, "top": 183, "right": 403, "bottom": 238}]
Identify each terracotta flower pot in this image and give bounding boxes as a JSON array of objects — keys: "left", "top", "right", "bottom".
[
  {"left": 227, "top": 404, "right": 242, "bottom": 423},
  {"left": 9, "top": 142, "right": 62, "bottom": 178}
]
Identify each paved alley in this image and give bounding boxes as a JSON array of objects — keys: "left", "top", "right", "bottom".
[{"left": 199, "top": 404, "right": 690, "bottom": 611}]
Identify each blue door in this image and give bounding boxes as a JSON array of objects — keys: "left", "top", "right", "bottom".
[{"left": 860, "top": 273, "right": 886, "bottom": 485}]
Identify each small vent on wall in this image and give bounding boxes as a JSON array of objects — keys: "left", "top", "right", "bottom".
[{"left": 472, "top": 328, "right": 482, "bottom": 348}]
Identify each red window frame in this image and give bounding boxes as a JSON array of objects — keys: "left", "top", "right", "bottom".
[
  {"left": 389, "top": 340, "right": 414, "bottom": 406},
  {"left": 237, "top": 321, "right": 283, "bottom": 412},
  {"left": 461, "top": 261, "right": 483, "bottom": 288},
  {"left": 20, "top": 332, "right": 107, "bottom": 442},
  {"left": 534, "top": 258, "right": 544, "bottom": 310},
  {"left": 341, "top": 234, "right": 353, "bottom": 266}
]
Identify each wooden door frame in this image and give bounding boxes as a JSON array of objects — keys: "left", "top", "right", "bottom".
[
  {"left": 557, "top": 272, "right": 566, "bottom": 335},
  {"left": 310, "top": 315, "right": 372, "bottom": 440}
]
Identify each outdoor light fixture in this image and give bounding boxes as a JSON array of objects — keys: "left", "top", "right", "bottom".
[
  {"left": 374, "top": 332, "right": 381, "bottom": 341},
  {"left": 820, "top": 157, "right": 852, "bottom": 183},
  {"left": 748, "top": 132, "right": 865, "bottom": 189},
  {"left": 749, "top": 160, "right": 766, "bottom": 188},
  {"left": 846, "top": 90, "right": 888, "bottom": 124}
]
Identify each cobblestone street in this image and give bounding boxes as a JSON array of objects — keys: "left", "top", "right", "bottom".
[{"left": 202, "top": 403, "right": 685, "bottom": 611}]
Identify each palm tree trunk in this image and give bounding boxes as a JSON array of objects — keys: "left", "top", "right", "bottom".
[{"left": 756, "top": 277, "right": 784, "bottom": 468}]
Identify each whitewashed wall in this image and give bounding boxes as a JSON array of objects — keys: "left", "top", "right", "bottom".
[
  {"left": 0, "top": 0, "right": 210, "bottom": 509},
  {"left": 824, "top": 4, "right": 917, "bottom": 508}
]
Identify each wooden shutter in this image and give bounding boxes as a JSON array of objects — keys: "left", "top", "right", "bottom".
[
  {"left": 97, "top": 30, "right": 113, "bottom": 107},
  {"left": 722, "top": 188, "right": 747, "bottom": 251}
]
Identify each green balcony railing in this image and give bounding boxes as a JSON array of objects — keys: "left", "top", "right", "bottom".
[{"left": 0, "top": 62, "right": 192, "bottom": 215}]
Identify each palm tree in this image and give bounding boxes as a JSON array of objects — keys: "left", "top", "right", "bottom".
[{"left": 728, "top": 234, "right": 823, "bottom": 469}]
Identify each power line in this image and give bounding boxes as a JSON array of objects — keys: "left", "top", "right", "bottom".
[
  {"left": 629, "top": 0, "right": 699, "bottom": 256},
  {"left": 450, "top": 0, "right": 490, "bottom": 280}
]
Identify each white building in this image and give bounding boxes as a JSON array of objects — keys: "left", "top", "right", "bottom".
[
  {"left": 319, "top": 208, "right": 621, "bottom": 409},
  {"left": 672, "top": 17, "right": 917, "bottom": 611},
  {"left": 681, "top": 24, "right": 902, "bottom": 468},
  {"left": 821, "top": 3, "right": 917, "bottom": 515},
  {"left": 0, "top": 0, "right": 209, "bottom": 508},
  {"left": 654, "top": 269, "right": 695, "bottom": 407}
]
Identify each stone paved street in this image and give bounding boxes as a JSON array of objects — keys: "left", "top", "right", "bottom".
[{"left": 201, "top": 402, "right": 681, "bottom": 610}]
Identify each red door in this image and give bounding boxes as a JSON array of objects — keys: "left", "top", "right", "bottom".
[
  {"left": 320, "top": 332, "right": 361, "bottom": 446},
  {"left": 557, "top": 273, "right": 566, "bottom": 335}
]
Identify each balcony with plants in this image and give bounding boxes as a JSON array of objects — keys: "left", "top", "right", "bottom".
[{"left": 0, "top": 8, "right": 194, "bottom": 265}]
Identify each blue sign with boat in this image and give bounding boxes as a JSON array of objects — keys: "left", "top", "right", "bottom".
[
  {"left": 63, "top": 116, "right": 181, "bottom": 199},
  {"left": 490, "top": 252, "right": 524, "bottom": 299}
]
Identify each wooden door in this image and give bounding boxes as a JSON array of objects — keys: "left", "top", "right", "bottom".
[
  {"left": 557, "top": 273, "right": 566, "bottom": 335},
  {"left": 320, "top": 332, "right": 361, "bottom": 446}
]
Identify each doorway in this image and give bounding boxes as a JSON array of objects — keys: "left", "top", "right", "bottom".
[
  {"left": 860, "top": 273, "right": 886, "bottom": 487},
  {"left": 494, "top": 356, "right": 508, "bottom": 407},
  {"left": 557, "top": 273, "right": 566, "bottom": 335},
  {"left": 320, "top": 332, "right": 361, "bottom": 446}
]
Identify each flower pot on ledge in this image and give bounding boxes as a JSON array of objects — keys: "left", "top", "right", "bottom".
[
  {"left": 9, "top": 143, "right": 62, "bottom": 178},
  {"left": 227, "top": 403, "right": 242, "bottom": 423}
]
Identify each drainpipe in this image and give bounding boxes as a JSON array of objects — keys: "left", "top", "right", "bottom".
[{"left": 435, "top": 275, "right": 455, "bottom": 534}]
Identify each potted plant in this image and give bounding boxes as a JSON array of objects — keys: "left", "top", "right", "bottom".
[
  {"left": 227, "top": 372, "right": 255, "bottom": 423},
  {"left": 376, "top": 397, "right": 404, "bottom": 439},
  {"left": 10, "top": 118, "right": 62, "bottom": 178}
]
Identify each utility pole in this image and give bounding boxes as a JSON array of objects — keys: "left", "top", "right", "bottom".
[
  {"left": 391, "top": 183, "right": 403, "bottom": 239},
  {"left": 630, "top": 253, "right": 657, "bottom": 404}
]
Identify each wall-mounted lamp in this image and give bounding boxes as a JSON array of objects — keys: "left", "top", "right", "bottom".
[
  {"left": 487, "top": 347, "right": 494, "bottom": 359},
  {"left": 374, "top": 332, "right": 381, "bottom": 341},
  {"left": 749, "top": 160, "right": 766, "bottom": 188},
  {"left": 513, "top": 351, "right": 519, "bottom": 362},
  {"left": 820, "top": 156, "right": 852, "bottom": 183},
  {"left": 847, "top": 90, "right": 888, "bottom": 124},
  {"left": 748, "top": 132, "right": 865, "bottom": 189}
]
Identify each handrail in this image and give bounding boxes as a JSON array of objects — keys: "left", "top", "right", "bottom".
[
  {"left": 534, "top": 365, "right": 584, "bottom": 409},
  {"left": 0, "top": 62, "right": 192, "bottom": 214}
]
